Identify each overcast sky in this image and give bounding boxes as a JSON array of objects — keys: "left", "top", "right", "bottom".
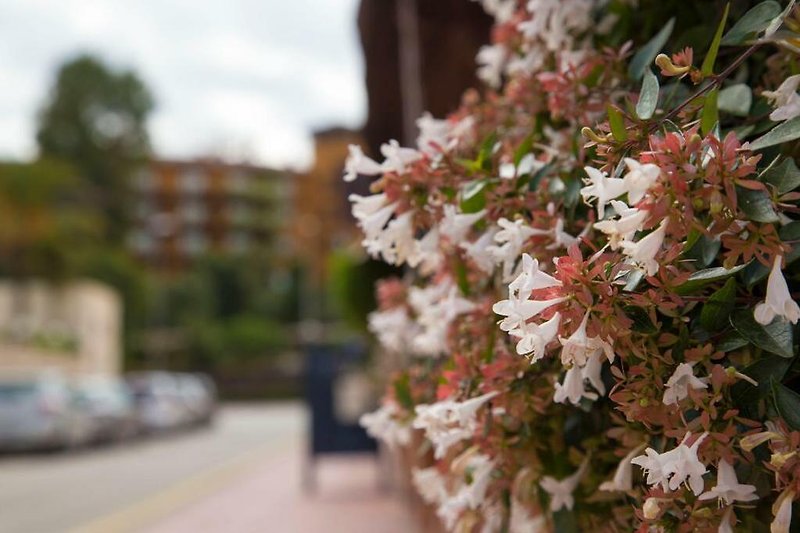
[{"left": 0, "top": 0, "right": 366, "bottom": 170}]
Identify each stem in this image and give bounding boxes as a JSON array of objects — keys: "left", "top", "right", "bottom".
[{"left": 651, "top": 43, "right": 762, "bottom": 132}]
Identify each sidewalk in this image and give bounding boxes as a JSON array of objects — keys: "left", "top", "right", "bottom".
[{"left": 142, "top": 442, "right": 415, "bottom": 533}]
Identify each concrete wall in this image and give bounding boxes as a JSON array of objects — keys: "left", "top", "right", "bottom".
[{"left": 0, "top": 280, "right": 121, "bottom": 376}]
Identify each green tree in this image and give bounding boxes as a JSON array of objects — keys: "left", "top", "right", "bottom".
[{"left": 36, "top": 54, "right": 154, "bottom": 241}]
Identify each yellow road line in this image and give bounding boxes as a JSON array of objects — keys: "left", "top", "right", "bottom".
[{"left": 71, "top": 435, "right": 299, "bottom": 533}]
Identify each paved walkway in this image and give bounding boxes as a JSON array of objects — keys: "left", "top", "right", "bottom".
[{"left": 143, "top": 447, "right": 414, "bottom": 533}]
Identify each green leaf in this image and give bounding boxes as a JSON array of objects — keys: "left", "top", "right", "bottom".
[
  {"left": 762, "top": 157, "right": 800, "bottom": 194},
  {"left": 552, "top": 509, "right": 580, "bottom": 533},
  {"left": 513, "top": 134, "right": 534, "bottom": 167},
  {"left": 731, "top": 310, "right": 795, "bottom": 358},
  {"left": 460, "top": 180, "right": 487, "bottom": 214},
  {"left": 773, "top": 383, "right": 800, "bottom": 430},
  {"left": 684, "top": 233, "right": 721, "bottom": 268},
  {"left": 701, "top": 278, "right": 737, "bottom": 331},
  {"left": 636, "top": 68, "right": 659, "bottom": 120},
  {"left": 393, "top": 373, "right": 414, "bottom": 410},
  {"left": 629, "top": 18, "right": 675, "bottom": 80},
  {"left": 750, "top": 116, "right": 800, "bottom": 150},
  {"left": 732, "top": 355, "right": 792, "bottom": 411},
  {"left": 702, "top": 3, "right": 730, "bottom": 75},
  {"left": 721, "top": 1, "right": 782, "bottom": 45},
  {"left": 676, "top": 264, "right": 747, "bottom": 294},
  {"left": 718, "top": 84, "right": 753, "bottom": 117},
  {"left": 701, "top": 88, "right": 719, "bottom": 136},
  {"left": 718, "top": 333, "right": 749, "bottom": 352},
  {"left": 736, "top": 186, "right": 780, "bottom": 223},
  {"left": 607, "top": 105, "right": 628, "bottom": 141}
]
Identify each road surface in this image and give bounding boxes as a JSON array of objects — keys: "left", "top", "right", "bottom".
[{"left": 0, "top": 403, "right": 304, "bottom": 533}]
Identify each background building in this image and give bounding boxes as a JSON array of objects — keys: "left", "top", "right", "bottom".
[{"left": 128, "top": 159, "right": 291, "bottom": 274}]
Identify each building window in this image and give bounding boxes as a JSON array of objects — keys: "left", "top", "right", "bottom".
[
  {"left": 226, "top": 231, "right": 251, "bottom": 253},
  {"left": 227, "top": 171, "right": 250, "bottom": 194},
  {"left": 180, "top": 200, "right": 207, "bottom": 224},
  {"left": 180, "top": 231, "right": 208, "bottom": 255},
  {"left": 179, "top": 168, "right": 209, "bottom": 194}
]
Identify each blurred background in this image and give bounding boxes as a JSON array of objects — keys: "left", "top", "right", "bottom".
[{"left": 0, "top": 1, "right": 490, "bottom": 531}]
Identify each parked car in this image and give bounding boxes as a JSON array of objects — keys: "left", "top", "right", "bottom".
[
  {"left": 176, "top": 373, "right": 217, "bottom": 427},
  {"left": 0, "top": 372, "right": 91, "bottom": 451},
  {"left": 125, "top": 372, "right": 187, "bottom": 433},
  {"left": 73, "top": 376, "right": 138, "bottom": 444}
]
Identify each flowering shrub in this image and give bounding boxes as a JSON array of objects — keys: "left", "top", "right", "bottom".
[{"left": 350, "top": 1, "right": 800, "bottom": 531}]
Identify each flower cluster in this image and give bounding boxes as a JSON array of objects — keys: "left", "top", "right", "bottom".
[{"left": 352, "top": 1, "right": 800, "bottom": 531}]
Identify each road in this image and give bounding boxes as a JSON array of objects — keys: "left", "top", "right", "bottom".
[{"left": 0, "top": 403, "right": 304, "bottom": 533}]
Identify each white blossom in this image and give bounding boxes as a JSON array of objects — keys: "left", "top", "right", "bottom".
[
  {"left": 380, "top": 139, "right": 422, "bottom": 174},
  {"left": 539, "top": 459, "right": 589, "bottom": 511},
  {"left": 599, "top": 444, "right": 648, "bottom": 492},
  {"left": 412, "top": 283, "right": 476, "bottom": 357},
  {"left": 359, "top": 403, "right": 411, "bottom": 448},
  {"left": 413, "top": 392, "right": 499, "bottom": 459},
  {"left": 622, "top": 158, "right": 660, "bottom": 204},
  {"left": 662, "top": 362, "right": 709, "bottom": 406},
  {"left": 631, "top": 432, "right": 708, "bottom": 496},
  {"left": 698, "top": 459, "right": 757, "bottom": 505},
  {"left": 593, "top": 200, "right": 647, "bottom": 250},
  {"left": 492, "top": 295, "right": 565, "bottom": 333},
  {"left": 580, "top": 166, "right": 628, "bottom": 218},
  {"left": 763, "top": 75, "right": 800, "bottom": 122},
  {"left": 754, "top": 256, "right": 800, "bottom": 325},
  {"left": 772, "top": 489, "right": 795, "bottom": 533},
  {"left": 508, "top": 253, "right": 561, "bottom": 298},
  {"left": 416, "top": 112, "right": 451, "bottom": 155},
  {"left": 558, "top": 310, "right": 615, "bottom": 367},
  {"left": 408, "top": 227, "right": 442, "bottom": 275},
  {"left": 473, "top": 0, "right": 517, "bottom": 23},
  {"left": 412, "top": 467, "right": 448, "bottom": 505},
  {"left": 508, "top": 500, "right": 547, "bottom": 533},
  {"left": 620, "top": 218, "right": 668, "bottom": 276},
  {"left": 718, "top": 506, "right": 735, "bottom": 533},
  {"left": 477, "top": 44, "right": 507, "bottom": 88},
  {"left": 553, "top": 364, "right": 598, "bottom": 405},
  {"left": 344, "top": 144, "right": 383, "bottom": 182},
  {"left": 510, "top": 312, "right": 561, "bottom": 361},
  {"left": 440, "top": 205, "right": 486, "bottom": 243},
  {"left": 368, "top": 308, "right": 417, "bottom": 353},
  {"left": 488, "top": 218, "right": 549, "bottom": 280},
  {"left": 461, "top": 225, "right": 500, "bottom": 274}
]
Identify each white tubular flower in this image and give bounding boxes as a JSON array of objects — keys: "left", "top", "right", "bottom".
[
  {"left": 510, "top": 312, "right": 561, "bottom": 361},
  {"left": 622, "top": 158, "right": 660, "bottom": 204},
  {"left": 440, "top": 205, "right": 486, "bottom": 243},
  {"left": 620, "top": 218, "right": 668, "bottom": 276},
  {"left": 547, "top": 218, "right": 580, "bottom": 250},
  {"left": 477, "top": 44, "right": 507, "bottom": 88},
  {"left": 599, "top": 444, "right": 648, "bottom": 492},
  {"left": 413, "top": 392, "right": 498, "bottom": 459},
  {"left": 763, "top": 75, "right": 800, "bottom": 122},
  {"left": 508, "top": 253, "right": 562, "bottom": 298},
  {"left": 754, "top": 256, "right": 800, "bottom": 325},
  {"left": 553, "top": 364, "right": 598, "bottom": 405},
  {"left": 380, "top": 211, "right": 417, "bottom": 265},
  {"left": 412, "top": 467, "right": 448, "bottom": 505},
  {"left": 662, "top": 362, "right": 709, "bottom": 405},
  {"left": 581, "top": 350, "right": 608, "bottom": 395},
  {"left": 772, "top": 489, "right": 795, "bottom": 533},
  {"left": 416, "top": 112, "right": 451, "bottom": 154},
  {"left": 368, "top": 308, "right": 417, "bottom": 353},
  {"left": 593, "top": 200, "right": 647, "bottom": 250},
  {"left": 458, "top": 453, "right": 496, "bottom": 508},
  {"left": 408, "top": 227, "right": 442, "bottom": 275},
  {"left": 718, "top": 506, "right": 735, "bottom": 533},
  {"left": 509, "top": 500, "right": 547, "bottom": 533},
  {"left": 493, "top": 295, "right": 565, "bottom": 333},
  {"left": 474, "top": 0, "right": 517, "bottom": 23},
  {"left": 461, "top": 225, "right": 500, "bottom": 274},
  {"left": 344, "top": 145, "right": 383, "bottom": 182},
  {"left": 580, "top": 166, "right": 628, "bottom": 218},
  {"left": 698, "top": 459, "right": 758, "bottom": 505},
  {"left": 359, "top": 404, "right": 411, "bottom": 448},
  {"left": 379, "top": 139, "right": 422, "bottom": 175},
  {"left": 631, "top": 432, "right": 708, "bottom": 496},
  {"left": 489, "top": 218, "right": 549, "bottom": 280},
  {"left": 558, "top": 310, "right": 615, "bottom": 367},
  {"left": 539, "top": 459, "right": 589, "bottom": 512}
]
